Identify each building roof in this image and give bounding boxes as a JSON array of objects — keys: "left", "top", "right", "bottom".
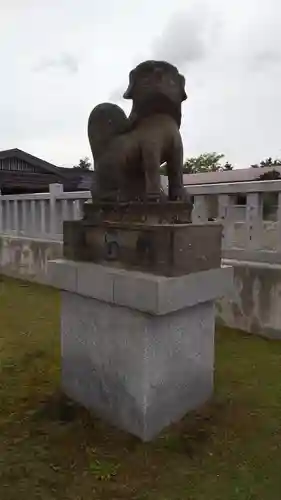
[
  {"left": 0, "top": 148, "right": 94, "bottom": 193},
  {"left": 183, "top": 166, "right": 281, "bottom": 186},
  {"left": 0, "top": 148, "right": 70, "bottom": 178}
]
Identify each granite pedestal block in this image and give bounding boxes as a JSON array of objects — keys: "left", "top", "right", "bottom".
[
  {"left": 63, "top": 219, "right": 222, "bottom": 277},
  {"left": 49, "top": 260, "right": 233, "bottom": 441}
]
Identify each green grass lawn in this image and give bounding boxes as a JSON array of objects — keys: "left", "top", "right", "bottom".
[{"left": 0, "top": 276, "right": 281, "bottom": 500}]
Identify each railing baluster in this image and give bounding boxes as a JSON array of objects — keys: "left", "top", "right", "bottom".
[
  {"left": 22, "top": 201, "right": 27, "bottom": 234},
  {"left": 6, "top": 201, "right": 12, "bottom": 232},
  {"left": 40, "top": 200, "right": 46, "bottom": 236},
  {"left": 50, "top": 183, "right": 63, "bottom": 238},
  {"left": 13, "top": 200, "right": 19, "bottom": 234},
  {"left": 245, "top": 193, "right": 263, "bottom": 250},
  {"left": 62, "top": 199, "right": 69, "bottom": 221},
  {"left": 192, "top": 195, "right": 209, "bottom": 222},
  {"left": 217, "top": 195, "right": 235, "bottom": 250},
  {"left": 277, "top": 192, "right": 281, "bottom": 252},
  {"left": 73, "top": 200, "right": 82, "bottom": 220},
  {"left": 0, "top": 194, "right": 2, "bottom": 233},
  {"left": 30, "top": 200, "right": 36, "bottom": 237}
]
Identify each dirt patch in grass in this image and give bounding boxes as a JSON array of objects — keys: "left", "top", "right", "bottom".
[{"left": 1, "top": 276, "right": 281, "bottom": 499}]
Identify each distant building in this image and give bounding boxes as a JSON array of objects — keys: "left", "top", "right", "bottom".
[
  {"left": 161, "top": 165, "right": 281, "bottom": 221},
  {"left": 0, "top": 148, "right": 94, "bottom": 194},
  {"left": 183, "top": 166, "right": 281, "bottom": 187},
  {"left": 161, "top": 166, "right": 281, "bottom": 193}
]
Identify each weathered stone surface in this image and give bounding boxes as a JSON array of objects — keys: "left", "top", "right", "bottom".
[
  {"left": 64, "top": 60, "right": 222, "bottom": 278},
  {"left": 63, "top": 220, "right": 87, "bottom": 261},
  {"left": 217, "top": 260, "right": 281, "bottom": 339},
  {"left": 50, "top": 258, "right": 232, "bottom": 441},
  {"left": 61, "top": 290, "right": 215, "bottom": 441},
  {"left": 0, "top": 234, "right": 62, "bottom": 285},
  {"left": 88, "top": 60, "right": 189, "bottom": 202},
  {"left": 63, "top": 216, "right": 222, "bottom": 277},
  {"left": 83, "top": 199, "right": 192, "bottom": 224},
  {"left": 48, "top": 58, "right": 234, "bottom": 442},
  {"left": 49, "top": 260, "right": 233, "bottom": 315}
]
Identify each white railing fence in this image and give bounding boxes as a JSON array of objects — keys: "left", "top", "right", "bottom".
[
  {"left": 0, "top": 184, "right": 91, "bottom": 240},
  {"left": 189, "top": 180, "right": 281, "bottom": 261},
  {"left": 1, "top": 180, "right": 281, "bottom": 262}
]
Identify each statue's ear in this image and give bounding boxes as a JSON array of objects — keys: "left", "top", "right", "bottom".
[
  {"left": 123, "top": 70, "right": 135, "bottom": 99},
  {"left": 179, "top": 74, "right": 187, "bottom": 101}
]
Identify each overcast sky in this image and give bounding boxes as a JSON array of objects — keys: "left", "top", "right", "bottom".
[{"left": 1, "top": 0, "right": 281, "bottom": 168}]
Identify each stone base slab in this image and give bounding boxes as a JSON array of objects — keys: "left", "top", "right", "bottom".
[
  {"left": 61, "top": 291, "right": 216, "bottom": 441},
  {"left": 49, "top": 259, "right": 233, "bottom": 315},
  {"left": 50, "top": 261, "right": 233, "bottom": 440}
]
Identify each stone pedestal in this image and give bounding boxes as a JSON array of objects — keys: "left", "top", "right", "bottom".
[
  {"left": 63, "top": 200, "right": 222, "bottom": 277},
  {"left": 49, "top": 259, "right": 233, "bottom": 441}
]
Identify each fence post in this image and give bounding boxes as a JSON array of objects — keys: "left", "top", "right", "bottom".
[
  {"left": 73, "top": 200, "right": 82, "bottom": 220},
  {"left": 49, "top": 183, "right": 63, "bottom": 238},
  {"left": 217, "top": 194, "right": 235, "bottom": 250},
  {"left": 245, "top": 192, "right": 263, "bottom": 250},
  {"left": 6, "top": 201, "right": 11, "bottom": 231},
  {"left": 277, "top": 192, "right": 281, "bottom": 252},
  {"left": 192, "top": 195, "right": 209, "bottom": 223},
  {"left": 0, "top": 190, "right": 2, "bottom": 233},
  {"left": 22, "top": 201, "right": 28, "bottom": 235},
  {"left": 40, "top": 200, "right": 46, "bottom": 236},
  {"left": 13, "top": 200, "right": 19, "bottom": 234}
]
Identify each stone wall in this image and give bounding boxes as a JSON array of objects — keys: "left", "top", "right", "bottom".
[
  {"left": 0, "top": 234, "right": 281, "bottom": 339},
  {"left": 230, "top": 221, "right": 278, "bottom": 250},
  {"left": 0, "top": 234, "right": 62, "bottom": 285},
  {"left": 217, "top": 260, "right": 281, "bottom": 339}
]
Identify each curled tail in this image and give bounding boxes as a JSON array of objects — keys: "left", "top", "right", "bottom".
[{"left": 88, "top": 103, "right": 129, "bottom": 160}]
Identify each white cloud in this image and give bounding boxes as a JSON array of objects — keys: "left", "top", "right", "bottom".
[
  {"left": 33, "top": 53, "right": 79, "bottom": 74},
  {"left": 152, "top": 2, "right": 222, "bottom": 67},
  {"left": 0, "top": 0, "right": 281, "bottom": 168}
]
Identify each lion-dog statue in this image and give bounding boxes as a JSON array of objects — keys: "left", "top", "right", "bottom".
[{"left": 88, "top": 60, "right": 188, "bottom": 202}]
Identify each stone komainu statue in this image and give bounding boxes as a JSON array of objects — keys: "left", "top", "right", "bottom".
[{"left": 88, "top": 60, "right": 188, "bottom": 202}]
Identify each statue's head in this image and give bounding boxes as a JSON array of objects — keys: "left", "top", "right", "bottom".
[{"left": 123, "top": 60, "right": 187, "bottom": 105}]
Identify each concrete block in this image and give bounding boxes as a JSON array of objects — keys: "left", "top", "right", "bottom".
[
  {"left": 112, "top": 270, "right": 160, "bottom": 313},
  {"left": 61, "top": 291, "right": 215, "bottom": 441},
  {"left": 218, "top": 259, "right": 281, "bottom": 339},
  {"left": 49, "top": 259, "right": 233, "bottom": 315},
  {"left": 0, "top": 235, "right": 63, "bottom": 285},
  {"left": 157, "top": 266, "right": 234, "bottom": 314},
  {"left": 76, "top": 262, "right": 115, "bottom": 303},
  {"left": 50, "top": 259, "right": 234, "bottom": 440},
  {"left": 48, "top": 258, "right": 77, "bottom": 291}
]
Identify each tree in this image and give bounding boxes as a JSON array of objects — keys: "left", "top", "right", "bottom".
[
  {"left": 73, "top": 157, "right": 92, "bottom": 170},
  {"left": 160, "top": 153, "right": 233, "bottom": 176},
  {"left": 251, "top": 156, "right": 281, "bottom": 181},
  {"left": 252, "top": 157, "right": 281, "bottom": 219},
  {"left": 251, "top": 157, "right": 281, "bottom": 168},
  {"left": 257, "top": 170, "right": 281, "bottom": 181},
  {"left": 223, "top": 161, "right": 234, "bottom": 171},
  {"left": 182, "top": 152, "right": 234, "bottom": 174}
]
